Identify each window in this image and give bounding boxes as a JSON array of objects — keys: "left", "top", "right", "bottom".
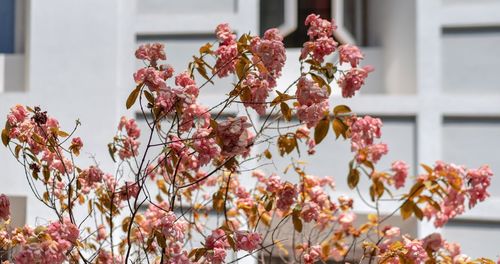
[
  {"left": 0, "top": 0, "right": 26, "bottom": 54},
  {"left": 260, "top": 0, "right": 375, "bottom": 47}
]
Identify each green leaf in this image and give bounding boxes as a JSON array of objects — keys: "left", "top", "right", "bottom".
[
  {"left": 314, "top": 118, "right": 330, "bottom": 144},
  {"left": 126, "top": 85, "right": 141, "bottom": 109}
]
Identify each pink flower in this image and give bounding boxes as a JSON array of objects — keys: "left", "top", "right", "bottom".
[
  {"left": 364, "top": 143, "right": 388, "bottom": 163},
  {"left": 301, "top": 37, "right": 337, "bottom": 62},
  {"left": 338, "top": 211, "right": 356, "bottom": 230},
  {"left": 391, "top": 160, "right": 409, "bottom": 189},
  {"left": 179, "top": 103, "right": 210, "bottom": 132},
  {"left": 338, "top": 44, "right": 364, "bottom": 67},
  {"left": 302, "top": 244, "right": 321, "bottom": 264},
  {"left": 7, "top": 105, "right": 28, "bottom": 126},
  {"left": 445, "top": 242, "right": 461, "bottom": 258},
  {"left": 118, "top": 116, "right": 141, "bottom": 139},
  {"left": 265, "top": 174, "right": 282, "bottom": 193},
  {"left": 70, "top": 137, "right": 83, "bottom": 155},
  {"left": 403, "top": 236, "right": 428, "bottom": 264},
  {"left": 217, "top": 116, "right": 253, "bottom": 157},
  {"left": 424, "top": 188, "right": 465, "bottom": 228},
  {"left": 241, "top": 74, "right": 271, "bottom": 115},
  {"left": 133, "top": 67, "right": 166, "bottom": 92},
  {"left": 214, "top": 23, "right": 238, "bottom": 78},
  {"left": 0, "top": 194, "right": 10, "bottom": 221},
  {"left": 466, "top": 165, "right": 493, "bottom": 207},
  {"left": 79, "top": 166, "right": 104, "bottom": 193},
  {"left": 422, "top": 233, "right": 443, "bottom": 252},
  {"left": 97, "top": 224, "right": 107, "bottom": 241},
  {"left": 192, "top": 128, "right": 221, "bottom": 166},
  {"left": 235, "top": 231, "right": 262, "bottom": 252},
  {"left": 295, "top": 76, "right": 329, "bottom": 128},
  {"left": 301, "top": 202, "right": 320, "bottom": 222},
  {"left": 155, "top": 88, "right": 176, "bottom": 114},
  {"left": 304, "top": 14, "right": 337, "bottom": 39},
  {"left": 338, "top": 66, "right": 374, "bottom": 98},
  {"left": 383, "top": 226, "right": 400, "bottom": 238},
  {"left": 250, "top": 28, "right": 286, "bottom": 87},
  {"left": 205, "top": 229, "right": 230, "bottom": 264},
  {"left": 135, "top": 43, "right": 166, "bottom": 66},
  {"left": 215, "top": 23, "right": 236, "bottom": 45},
  {"left": 349, "top": 115, "right": 383, "bottom": 149},
  {"left": 296, "top": 76, "right": 329, "bottom": 106},
  {"left": 300, "top": 14, "right": 338, "bottom": 62},
  {"left": 276, "top": 183, "right": 297, "bottom": 211},
  {"left": 296, "top": 101, "right": 329, "bottom": 128},
  {"left": 119, "top": 181, "right": 140, "bottom": 200},
  {"left": 118, "top": 137, "right": 140, "bottom": 160},
  {"left": 306, "top": 138, "right": 316, "bottom": 155}
]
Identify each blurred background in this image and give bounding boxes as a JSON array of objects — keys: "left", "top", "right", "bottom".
[{"left": 1, "top": 0, "right": 500, "bottom": 261}]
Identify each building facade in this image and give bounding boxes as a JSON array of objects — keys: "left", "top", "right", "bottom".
[{"left": 1, "top": 0, "right": 500, "bottom": 261}]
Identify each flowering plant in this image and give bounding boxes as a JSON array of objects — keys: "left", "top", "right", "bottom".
[{"left": 0, "top": 14, "right": 495, "bottom": 264}]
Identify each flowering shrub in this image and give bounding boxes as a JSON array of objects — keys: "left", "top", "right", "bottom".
[{"left": 0, "top": 14, "right": 496, "bottom": 264}]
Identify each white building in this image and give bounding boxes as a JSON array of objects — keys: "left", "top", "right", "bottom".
[{"left": 1, "top": 0, "right": 500, "bottom": 261}]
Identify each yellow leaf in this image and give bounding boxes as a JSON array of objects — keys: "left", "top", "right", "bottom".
[
  {"left": 280, "top": 102, "right": 292, "bottom": 121},
  {"left": 263, "top": 149, "right": 272, "bottom": 159},
  {"left": 400, "top": 200, "right": 415, "bottom": 220},
  {"left": 332, "top": 118, "right": 348, "bottom": 139},
  {"left": 347, "top": 167, "right": 360, "bottom": 189},
  {"left": 292, "top": 211, "right": 303, "bottom": 232},
  {"left": 314, "top": 117, "right": 330, "bottom": 144},
  {"left": 199, "top": 42, "right": 212, "bottom": 54},
  {"left": 333, "top": 105, "right": 351, "bottom": 116},
  {"left": 126, "top": 85, "right": 141, "bottom": 109},
  {"left": 1, "top": 128, "right": 9, "bottom": 146}
]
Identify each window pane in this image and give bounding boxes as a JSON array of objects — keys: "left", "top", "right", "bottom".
[{"left": 0, "top": 0, "right": 15, "bottom": 53}]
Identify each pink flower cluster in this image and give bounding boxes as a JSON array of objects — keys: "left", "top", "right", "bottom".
[
  {"left": 214, "top": 23, "right": 238, "bottom": 77},
  {"left": 467, "top": 165, "right": 493, "bottom": 207},
  {"left": 204, "top": 229, "right": 230, "bottom": 264},
  {"left": 6, "top": 105, "right": 74, "bottom": 175},
  {"left": 135, "top": 43, "right": 166, "bottom": 66},
  {"left": 295, "top": 76, "right": 329, "bottom": 128},
  {"left": 117, "top": 116, "right": 141, "bottom": 160},
  {"left": 421, "top": 161, "right": 493, "bottom": 227},
  {"left": 0, "top": 194, "right": 10, "bottom": 221},
  {"left": 234, "top": 231, "right": 262, "bottom": 252},
  {"left": 13, "top": 218, "right": 79, "bottom": 264},
  {"left": 338, "top": 65, "right": 373, "bottom": 98},
  {"left": 391, "top": 160, "right": 409, "bottom": 189},
  {"left": 349, "top": 115, "right": 388, "bottom": 164},
  {"left": 300, "top": 14, "right": 338, "bottom": 62},
  {"left": 338, "top": 44, "right": 364, "bottom": 67},
  {"left": 216, "top": 116, "right": 254, "bottom": 157},
  {"left": 302, "top": 244, "right": 321, "bottom": 264},
  {"left": 250, "top": 28, "right": 286, "bottom": 88},
  {"left": 136, "top": 202, "right": 191, "bottom": 262},
  {"left": 241, "top": 74, "right": 271, "bottom": 115},
  {"left": 192, "top": 128, "right": 221, "bottom": 166},
  {"left": 402, "top": 235, "right": 429, "bottom": 264},
  {"left": 380, "top": 229, "right": 473, "bottom": 263},
  {"left": 69, "top": 137, "right": 83, "bottom": 155},
  {"left": 78, "top": 165, "right": 104, "bottom": 194}
]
